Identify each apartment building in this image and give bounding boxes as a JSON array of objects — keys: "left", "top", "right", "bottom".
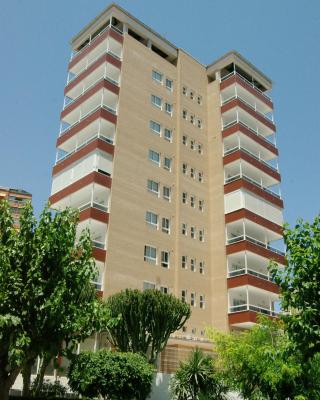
[
  {"left": 49, "top": 3, "right": 285, "bottom": 371},
  {"left": 0, "top": 186, "right": 32, "bottom": 228}
]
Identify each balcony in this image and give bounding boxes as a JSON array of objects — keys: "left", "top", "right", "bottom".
[
  {"left": 77, "top": 218, "right": 107, "bottom": 250},
  {"left": 228, "top": 285, "right": 279, "bottom": 328},
  {"left": 92, "top": 260, "right": 105, "bottom": 291},
  {"left": 69, "top": 26, "right": 123, "bottom": 75},
  {"left": 60, "top": 84, "right": 118, "bottom": 134},
  {"left": 220, "top": 71, "right": 273, "bottom": 111},
  {"left": 64, "top": 62, "right": 121, "bottom": 104}
]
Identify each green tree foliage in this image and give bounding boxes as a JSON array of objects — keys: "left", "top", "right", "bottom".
[
  {"left": 0, "top": 200, "right": 109, "bottom": 400},
  {"left": 270, "top": 215, "right": 320, "bottom": 360},
  {"left": 169, "top": 348, "right": 229, "bottom": 400},
  {"left": 208, "top": 317, "right": 320, "bottom": 400},
  {"left": 68, "top": 349, "right": 154, "bottom": 400},
  {"left": 106, "top": 288, "right": 190, "bottom": 364}
]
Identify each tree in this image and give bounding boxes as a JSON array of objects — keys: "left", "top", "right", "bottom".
[
  {"left": 68, "top": 349, "right": 154, "bottom": 400},
  {"left": 208, "top": 317, "right": 320, "bottom": 400},
  {"left": 0, "top": 200, "right": 109, "bottom": 400},
  {"left": 105, "top": 288, "right": 191, "bottom": 364},
  {"left": 270, "top": 215, "right": 320, "bottom": 360},
  {"left": 169, "top": 348, "right": 229, "bottom": 400}
]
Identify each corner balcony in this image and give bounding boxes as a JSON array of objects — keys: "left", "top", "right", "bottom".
[
  {"left": 93, "top": 260, "right": 105, "bottom": 291},
  {"left": 220, "top": 71, "right": 273, "bottom": 112},
  {"left": 60, "top": 80, "right": 119, "bottom": 131},
  {"left": 221, "top": 100, "right": 275, "bottom": 138},
  {"left": 77, "top": 218, "right": 107, "bottom": 263},
  {"left": 228, "top": 285, "right": 279, "bottom": 328},
  {"left": 65, "top": 62, "right": 120, "bottom": 101},
  {"left": 69, "top": 26, "right": 123, "bottom": 76}
]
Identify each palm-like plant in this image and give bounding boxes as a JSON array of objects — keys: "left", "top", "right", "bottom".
[{"left": 169, "top": 348, "right": 229, "bottom": 400}]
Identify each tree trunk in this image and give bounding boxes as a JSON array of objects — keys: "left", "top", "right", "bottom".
[
  {"left": 22, "top": 358, "right": 35, "bottom": 396},
  {"left": 33, "top": 353, "right": 51, "bottom": 396},
  {"left": 0, "top": 368, "right": 21, "bottom": 400}
]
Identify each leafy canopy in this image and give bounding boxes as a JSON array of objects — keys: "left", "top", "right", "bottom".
[{"left": 106, "top": 288, "right": 190, "bottom": 363}]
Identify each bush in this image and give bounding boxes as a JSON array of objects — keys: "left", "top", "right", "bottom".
[{"left": 68, "top": 350, "right": 154, "bottom": 400}]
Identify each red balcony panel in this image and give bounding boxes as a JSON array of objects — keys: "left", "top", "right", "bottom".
[
  {"left": 69, "top": 27, "right": 123, "bottom": 70},
  {"left": 224, "top": 179, "right": 283, "bottom": 208},
  {"left": 227, "top": 274, "right": 279, "bottom": 294},
  {"left": 97, "top": 290, "right": 103, "bottom": 298},
  {"left": 53, "top": 139, "right": 114, "bottom": 176},
  {"left": 221, "top": 98, "right": 276, "bottom": 132},
  {"left": 222, "top": 123, "right": 278, "bottom": 156},
  {"left": 65, "top": 53, "right": 121, "bottom": 95},
  {"left": 224, "top": 149, "right": 281, "bottom": 182},
  {"left": 226, "top": 240, "right": 286, "bottom": 265},
  {"left": 93, "top": 247, "right": 106, "bottom": 263},
  {"left": 57, "top": 107, "right": 117, "bottom": 147},
  {"left": 225, "top": 209, "right": 283, "bottom": 235},
  {"left": 228, "top": 310, "right": 258, "bottom": 325},
  {"left": 61, "top": 79, "right": 119, "bottom": 119},
  {"left": 79, "top": 207, "right": 109, "bottom": 224},
  {"left": 49, "top": 172, "right": 112, "bottom": 206},
  {"left": 220, "top": 74, "right": 273, "bottom": 109}
]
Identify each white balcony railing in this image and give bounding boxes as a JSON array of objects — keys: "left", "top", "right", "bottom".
[
  {"left": 223, "top": 146, "right": 279, "bottom": 172},
  {"left": 229, "top": 303, "right": 279, "bottom": 316},
  {"left": 224, "top": 173, "right": 281, "bottom": 198},
  {"left": 222, "top": 119, "right": 276, "bottom": 146},
  {"left": 220, "top": 70, "right": 272, "bottom": 102},
  {"left": 92, "top": 240, "right": 106, "bottom": 250},
  {"left": 78, "top": 201, "right": 108, "bottom": 213},
  {"left": 228, "top": 265, "right": 274, "bottom": 282},
  {"left": 226, "top": 234, "right": 285, "bottom": 256}
]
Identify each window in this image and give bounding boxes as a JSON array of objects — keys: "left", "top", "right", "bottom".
[
  {"left": 150, "top": 120, "right": 161, "bottom": 135},
  {"left": 182, "top": 326, "right": 187, "bottom": 332},
  {"left": 181, "top": 290, "right": 187, "bottom": 303},
  {"left": 198, "top": 144, "right": 203, "bottom": 154},
  {"left": 199, "top": 229, "right": 204, "bottom": 242},
  {"left": 199, "top": 200, "right": 204, "bottom": 211},
  {"left": 190, "top": 140, "right": 195, "bottom": 150},
  {"left": 190, "top": 91, "right": 194, "bottom": 100},
  {"left": 197, "top": 95, "right": 202, "bottom": 105},
  {"left": 160, "top": 286, "right": 168, "bottom": 294},
  {"left": 192, "top": 328, "right": 197, "bottom": 334},
  {"left": 200, "top": 295, "right": 205, "bottom": 309},
  {"left": 197, "top": 119, "right": 202, "bottom": 128},
  {"left": 182, "top": 86, "right": 187, "bottom": 95},
  {"left": 182, "top": 109, "right": 187, "bottom": 120},
  {"left": 145, "top": 211, "right": 158, "bottom": 227},
  {"left": 190, "top": 168, "right": 195, "bottom": 178},
  {"left": 190, "top": 258, "right": 196, "bottom": 272},
  {"left": 161, "top": 251, "right": 169, "bottom": 268},
  {"left": 163, "top": 186, "right": 171, "bottom": 201},
  {"left": 190, "top": 292, "right": 196, "bottom": 307},
  {"left": 143, "top": 281, "right": 155, "bottom": 290},
  {"left": 162, "top": 217, "right": 170, "bottom": 234},
  {"left": 164, "top": 157, "right": 171, "bottom": 171},
  {"left": 182, "top": 223, "right": 187, "bottom": 236},
  {"left": 199, "top": 261, "right": 205, "bottom": 274},
  {"left": 198, "top": 172, "right": 203, "bottom": 183},
  {"left": 182, "top": 192, "right": 188, "bottom": 204},
  {"left": 182, "top": 163, "right": 188, "bottom": 175},
  {"left": 165, "top": 103, "right": 173, "bottom": 115},
  {"left": 190, "top": 114, "right": 194, "bottom": 124},
  {"left": 181, "top": 255, "right": 187, "bottom": 269},
  {"left": 182, "top": 135, "right": 187, "bottom": 145},
  {"left": 151, "top": 94, "right": 162, "bottom": 109},
  {"left": 191, "top": 226, "right": 196, "bottom": 239},
  {"left": 148, "top": 149, "right": 160, "bottom": 165},
  {"left": 166, "top": 78, "right": 173, "bottom": 91},
  {"left": 190, "top": 195, "right": 195, "bottom": 207},
  {"left": 152, "top": 70, "right": 163, "bottom": 83},
  {"left": 147, "top": 179, "right": 159, "bottom": 195},
  {"left": 144, "top": 245, "right": 157, "bottom": 264},
  {"left": 164, "top": 128, "right": 172, "bottom": 141}
]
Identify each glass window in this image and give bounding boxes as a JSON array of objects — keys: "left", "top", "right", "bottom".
[
  {"left": 166, "top": 78, "right": 173, "bottom": 90},
  {"left": 190, "top": 115, "right": 194, "bottom": 124},
  {"left": 199, "top": 200, "right": 204, "bottom": 211},
  {"left": 181, "top": 255, "right": 187, "bottom": 269},
  {"left": 182, "top": 86, "right": 187, "bottom": 95},
  {"left": 198, "top": 172, "right": 203, "bottom": 182},
  {"left": 199, "top": 229, "right": 204, "bottom": 242},
  {"left": 163, "top": 186, "right": 171, "bottom": 200},
  {"left": 190, "top": 292, "right": 196, "bottom": 307},
  {"left": 160, "top": 286, "right": 168, "bottom": 294},
  {"left": 190, "top": 168, "right": 195, "bottom": 178},
  {"left": 164, "top": 128, "right": 172, "bottom": 141},
  {"left": 162, "top": 217, "right": 170, "bottom": 234},
  {"left": 165, "top": 103, "right": 173, "bottom": 115},
  {"left": 200, "top": 295, "right": 205, "bottom": 309},
  {"left": 151, "top": 94, "right": 162, "bottom": 108},
  {"left": 152, "top": 70, "right": 163, "bottom": 83},
  {"left": 191, "top": 226, "right": 196, "bottom": 239},
  {"left": 148, "top": 149, "right": 160, "bottom": 165},
  {"left": 161, "top": 251, "right": 169, "bottom": 268},
  {"left": 190, "top": 196, "right": 195, "bottom": 207},
  {"left": 198, "top": 144, "right": 203, "bottom": 154},
  {"left": 182, "top": 192, "right": 187, "bottom": 204},
  {"left": 147, "top": 179, "right": 159, "bottom": 194},
  {"left": 143, "top": 281, "right": 156, "bottom": 290},
  {"left": 190, "top": 91, "right": 194, "bottom": 100},
  {"left": 149, "top": 120, "right": 161, "bottom": 135},
  {"left": 197, "top": 119, "right": 202, "bottom": 128},
  {"left": 182, "top": 135, "right": 187, "bottom": 145},
  {"left": 182, "top": 223, "right": 187, "bottom": 235},
  {"left": 199, "top": 261, "right": 205, "bottom": 274},
  {"left": 182, "top": 163, "right": 188, "bottom": 175},
  {"left": 145, "top": 211, "right": 158, "bottom": 227},
  {"left": 144, "top": 245, "right": 157, "bottom": 264},
  {"left": 190, "top": 258, "right": 196, "bottom": 272},
  {"left": 181, "top": 290, "right": 187, "bottom": 302},
  {"left": 197, "top": 95, "right": 202, "bottom": 105},
  {"left": 164, "top": 157, "right": 171, "bottom": 171},
  {"left": 182, "top": 109, "right": 187, "bottom": 120},
  {"left": 190, "top": 140, "right": 195, "bottom": 150}
]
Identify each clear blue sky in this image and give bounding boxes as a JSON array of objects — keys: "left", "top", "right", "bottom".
[{"left": 1, "top": 0, "right": 319, "bottom": 226}]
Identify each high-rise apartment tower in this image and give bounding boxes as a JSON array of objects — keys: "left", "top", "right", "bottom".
[
  {"left": 49, "top": 3, "right": 285, "bottom": 370},
  {"left": 0, "top": 187, "right": 32, "bottom": 228}
]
